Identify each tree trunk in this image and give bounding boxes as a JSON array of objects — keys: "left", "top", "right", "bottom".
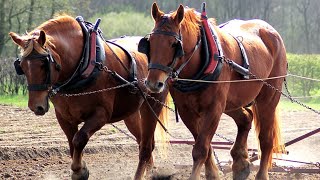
[
  {"left": 27, "top": 0, "right": 35, "bottom": 31},
  {"left": 297, "top": 0, "right": 311, "bottom": 53},
  {"left": 0, "top": 0, "right": 6, "bottom": 56}
]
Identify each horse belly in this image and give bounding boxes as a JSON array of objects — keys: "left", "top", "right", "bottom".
[{"left": 225, "top": 82, "right": 262, "bottom": 111}]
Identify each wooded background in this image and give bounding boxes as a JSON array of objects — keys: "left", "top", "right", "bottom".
[
  {"left": 1, "top": 0, "right": 320, "bottom": 56},
  {"left": 0, "top": 0, "right": 319, "bottom": 99}
]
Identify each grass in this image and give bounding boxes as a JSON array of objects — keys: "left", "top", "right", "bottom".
[
  {"left": 0, "top": 95, "right": 29, "bottom": 108},
  {"left": 0, "top": 94, "right": 319, "bottom": 112},
  {"left": 279, "top": 100, "right": 320, "bottom": 111}
]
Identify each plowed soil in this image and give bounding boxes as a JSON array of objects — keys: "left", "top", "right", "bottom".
[{"left": 0, "top": 104, "right": 319, "bottom": 179}]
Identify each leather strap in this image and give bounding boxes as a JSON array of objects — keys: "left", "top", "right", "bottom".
[{"left": 148, "top": 63, "right": 173, "bottom": 74}]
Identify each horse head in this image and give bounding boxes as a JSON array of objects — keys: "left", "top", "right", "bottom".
[
  {"left": 9, "top": 16, "right": 83, "bottom": 115},
  {"left": 9, "top": 31, "right": 58, "bottom": 115},
  {"left": 139, "top": 3, "right": 201, "bottom": 93}
]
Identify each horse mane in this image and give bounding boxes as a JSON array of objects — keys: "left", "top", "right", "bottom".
[
  {"left": 172, "top": 8, "right": 201, "bottom": 37},
  {"left": 34, "top": 14, "right": 77, "bottom": 34},
  {"left": 21, "top": 39, "right": 48, "bottom": 57},
  {"left": 171, "top": 8, "right": 217, "bottom": 37},
  {"left": 22, "top": 14, "right": 79, "bottom": 55}
]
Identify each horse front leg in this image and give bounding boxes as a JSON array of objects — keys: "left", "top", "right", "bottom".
[
  {"left": 133, "top": 101, "right": 161, "bottom": 180},
  {"left": 71, "top": 107, "right": 108, "bottom": 180},
  {"left": 204, "top": 147, "right": 221, "bottom": 180},
  {"left": 124, "top": 111, "right": 142, "bottom": 144},
  {"left": 55, "top": 110, "right": 78, "bottom": 159},
  {"left": 226, "top": 108, "right": 253, "bottom": 180},
  {"left": 190, "top": 112, "right": 222, "bottom": 180}
]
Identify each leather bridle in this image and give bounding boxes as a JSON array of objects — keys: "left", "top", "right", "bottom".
[{"left": 15, "top": 49, "right": 60, "bottom": 91}]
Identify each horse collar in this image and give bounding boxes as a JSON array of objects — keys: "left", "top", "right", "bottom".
[
  {"left": 49, "top": 16, "right": 106, "bottom": 97},
  {"left": 172, "top": 24, "right": 224, "bottom": 92}
]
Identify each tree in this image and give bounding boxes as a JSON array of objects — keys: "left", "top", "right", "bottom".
[
  {"left": 296, "top": 0, "right": 311, "bottom": 53},
  {"left": 0, "top": 0, "right": 73, "bottom": 57},
  {"left": 0, "top": 0, "right": 29, "bottom": 57}
]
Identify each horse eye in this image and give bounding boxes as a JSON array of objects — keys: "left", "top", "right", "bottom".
[
  {"left": 40, "top": 61, "right": 47, "bottom": 68},
  {"left": 172, "top": 43, "right": 178, "bottom": 48}
]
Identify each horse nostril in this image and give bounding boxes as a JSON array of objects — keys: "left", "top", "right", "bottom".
[
  {"left": 36, "top": 106, "right": 45, "bottom": 113},
  {"left": 156, "top": 81, "right": 164, "bottom": 89},
  {"left": 144, "top": 80, "right": 164, "bottom": 93}
]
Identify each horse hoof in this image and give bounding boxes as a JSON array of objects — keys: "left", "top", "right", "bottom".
[
  {"left": 71, "top": 167, "right": 89, "bottom": 180},
  {"left": 233, "top": 163, "right": 250, "bottom": 180}
]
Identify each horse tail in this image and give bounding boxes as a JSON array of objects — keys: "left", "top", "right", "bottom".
[
  {"left": 154, "top": 93, "right": 171, "bottom": 159},
  {"left": 252, "top": 103, "right": 285, "bottom": 169}
]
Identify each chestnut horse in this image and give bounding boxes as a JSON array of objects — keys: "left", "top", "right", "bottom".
[
  {"left": 9, "top": 15, "right": 169, "bottom": 180},
  {"left": 140, "top": 3, "right": 287, "bottom": 180}
]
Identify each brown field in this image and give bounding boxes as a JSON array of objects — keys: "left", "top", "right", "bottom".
[{"left": 0, "top": 104, "right": 319, "bottom": 179}]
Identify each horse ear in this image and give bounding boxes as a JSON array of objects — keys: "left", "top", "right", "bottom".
[
  {"left": 151, "top": 2, "right": 164, "bottom": 21},
  {"left": 174, "top": 4, "right": 184, "bottom": 24},
  {"left": 9, "top": 32, "right": 24, "bottom": 47},
  {"left": 37, "top": 30, "right": 46, "bottom": 46}
]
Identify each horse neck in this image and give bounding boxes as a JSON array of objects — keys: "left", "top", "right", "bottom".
[
  {"left": 44, "top": 26, "right": 84, "bottom": 83},
  {"left": 178, "top": 26, "right": 202, "bottom": 78}
]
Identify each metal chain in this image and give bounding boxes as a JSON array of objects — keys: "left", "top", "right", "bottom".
[
  {"left": 60, "top": 82, "right": 134, "bottom": 97},
  {"left": 139, "top": 80, "right": 236, "bottom": 143},
  {"left": 249, "top": 72, "right": 320, "bottom": 115},
  {"left": 142, "top": 87, "right": 236, "bottom": 142},
  {"left": 283, "top": 78, "right": 292, "bottom": 100},
  {"left": 213, "top": 149, "right": 224, "bottom": 172},
  {"left": 111, "top": 124, "right": 136, "bottom": 141},
  {"left": 215, "top": 133, "right": 235, "bottom": 144},
  {"left": 142, "top": 92, "right": 175, "bottom": 113},
  {"left": 222, "top": 58, "right": 320, "bottom": 116}
]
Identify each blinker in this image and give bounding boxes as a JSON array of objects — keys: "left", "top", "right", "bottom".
[
  {"left": 138, "top": 37, "right": 150, "bottom": 55},
  {"left": 138, "top": 36, "right": 184, "bottom": 59},
  {"left": 14, "top": 58, "right": 24, "bottom": 75}
]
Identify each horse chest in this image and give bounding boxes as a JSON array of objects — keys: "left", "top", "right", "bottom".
[
  {"left": 52, "top": 97, "right": 107, "bottom": 122},
  {"left": 112, "top": 94, "right": 143, "bottom": 120},
  {"left": 172, "top": 91, "right": 203, "bottom": 113}
]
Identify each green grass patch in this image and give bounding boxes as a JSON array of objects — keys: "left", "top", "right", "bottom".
[
  {"left": 0, "top": 95, "right": 28, "bottom": 108},
  {"left": 279, "top": 100, "right": 320, "bottom": 111},
  {"left": 1, "top": 94, "right": 319, "bottom": 112}
]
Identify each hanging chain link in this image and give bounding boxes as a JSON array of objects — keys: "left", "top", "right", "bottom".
[
  {"left": 213, "top": 149, "right": 224, "bottom": 172},
  {"left": 215, "top": 133, "right": 235, "bottom": 144},
  {"left": 249, "top": 72, "right": 320, "bottom": 115},
  {"left": 142, "top": 91, "right": 175, "bottom": 113},
  {"left": 60, "top": 83, "right": 133, "bottom": 97},
  {"left": 111, "top": 124, "right": 136, "bottom": 141},
  {"left": 222, "top": 58, "right": 320, "bottom": 116}
]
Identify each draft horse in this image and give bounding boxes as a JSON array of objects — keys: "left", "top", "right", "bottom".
[
  {"left": 140, "top": 3, "right": 287, "bottom": 180},
  {"left": 9, "top": 15, "right": 168, "bottom": 180}
]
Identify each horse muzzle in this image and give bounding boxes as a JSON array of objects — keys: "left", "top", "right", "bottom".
[
  {"left": 29, "top": 95, "right": 50, "bottom": 116},
  {"left": 33, "top": 104, "right": 49, "bottom": 115},
  {"left": 144, "top": 79, "right": 165, "bottom": 93}
]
